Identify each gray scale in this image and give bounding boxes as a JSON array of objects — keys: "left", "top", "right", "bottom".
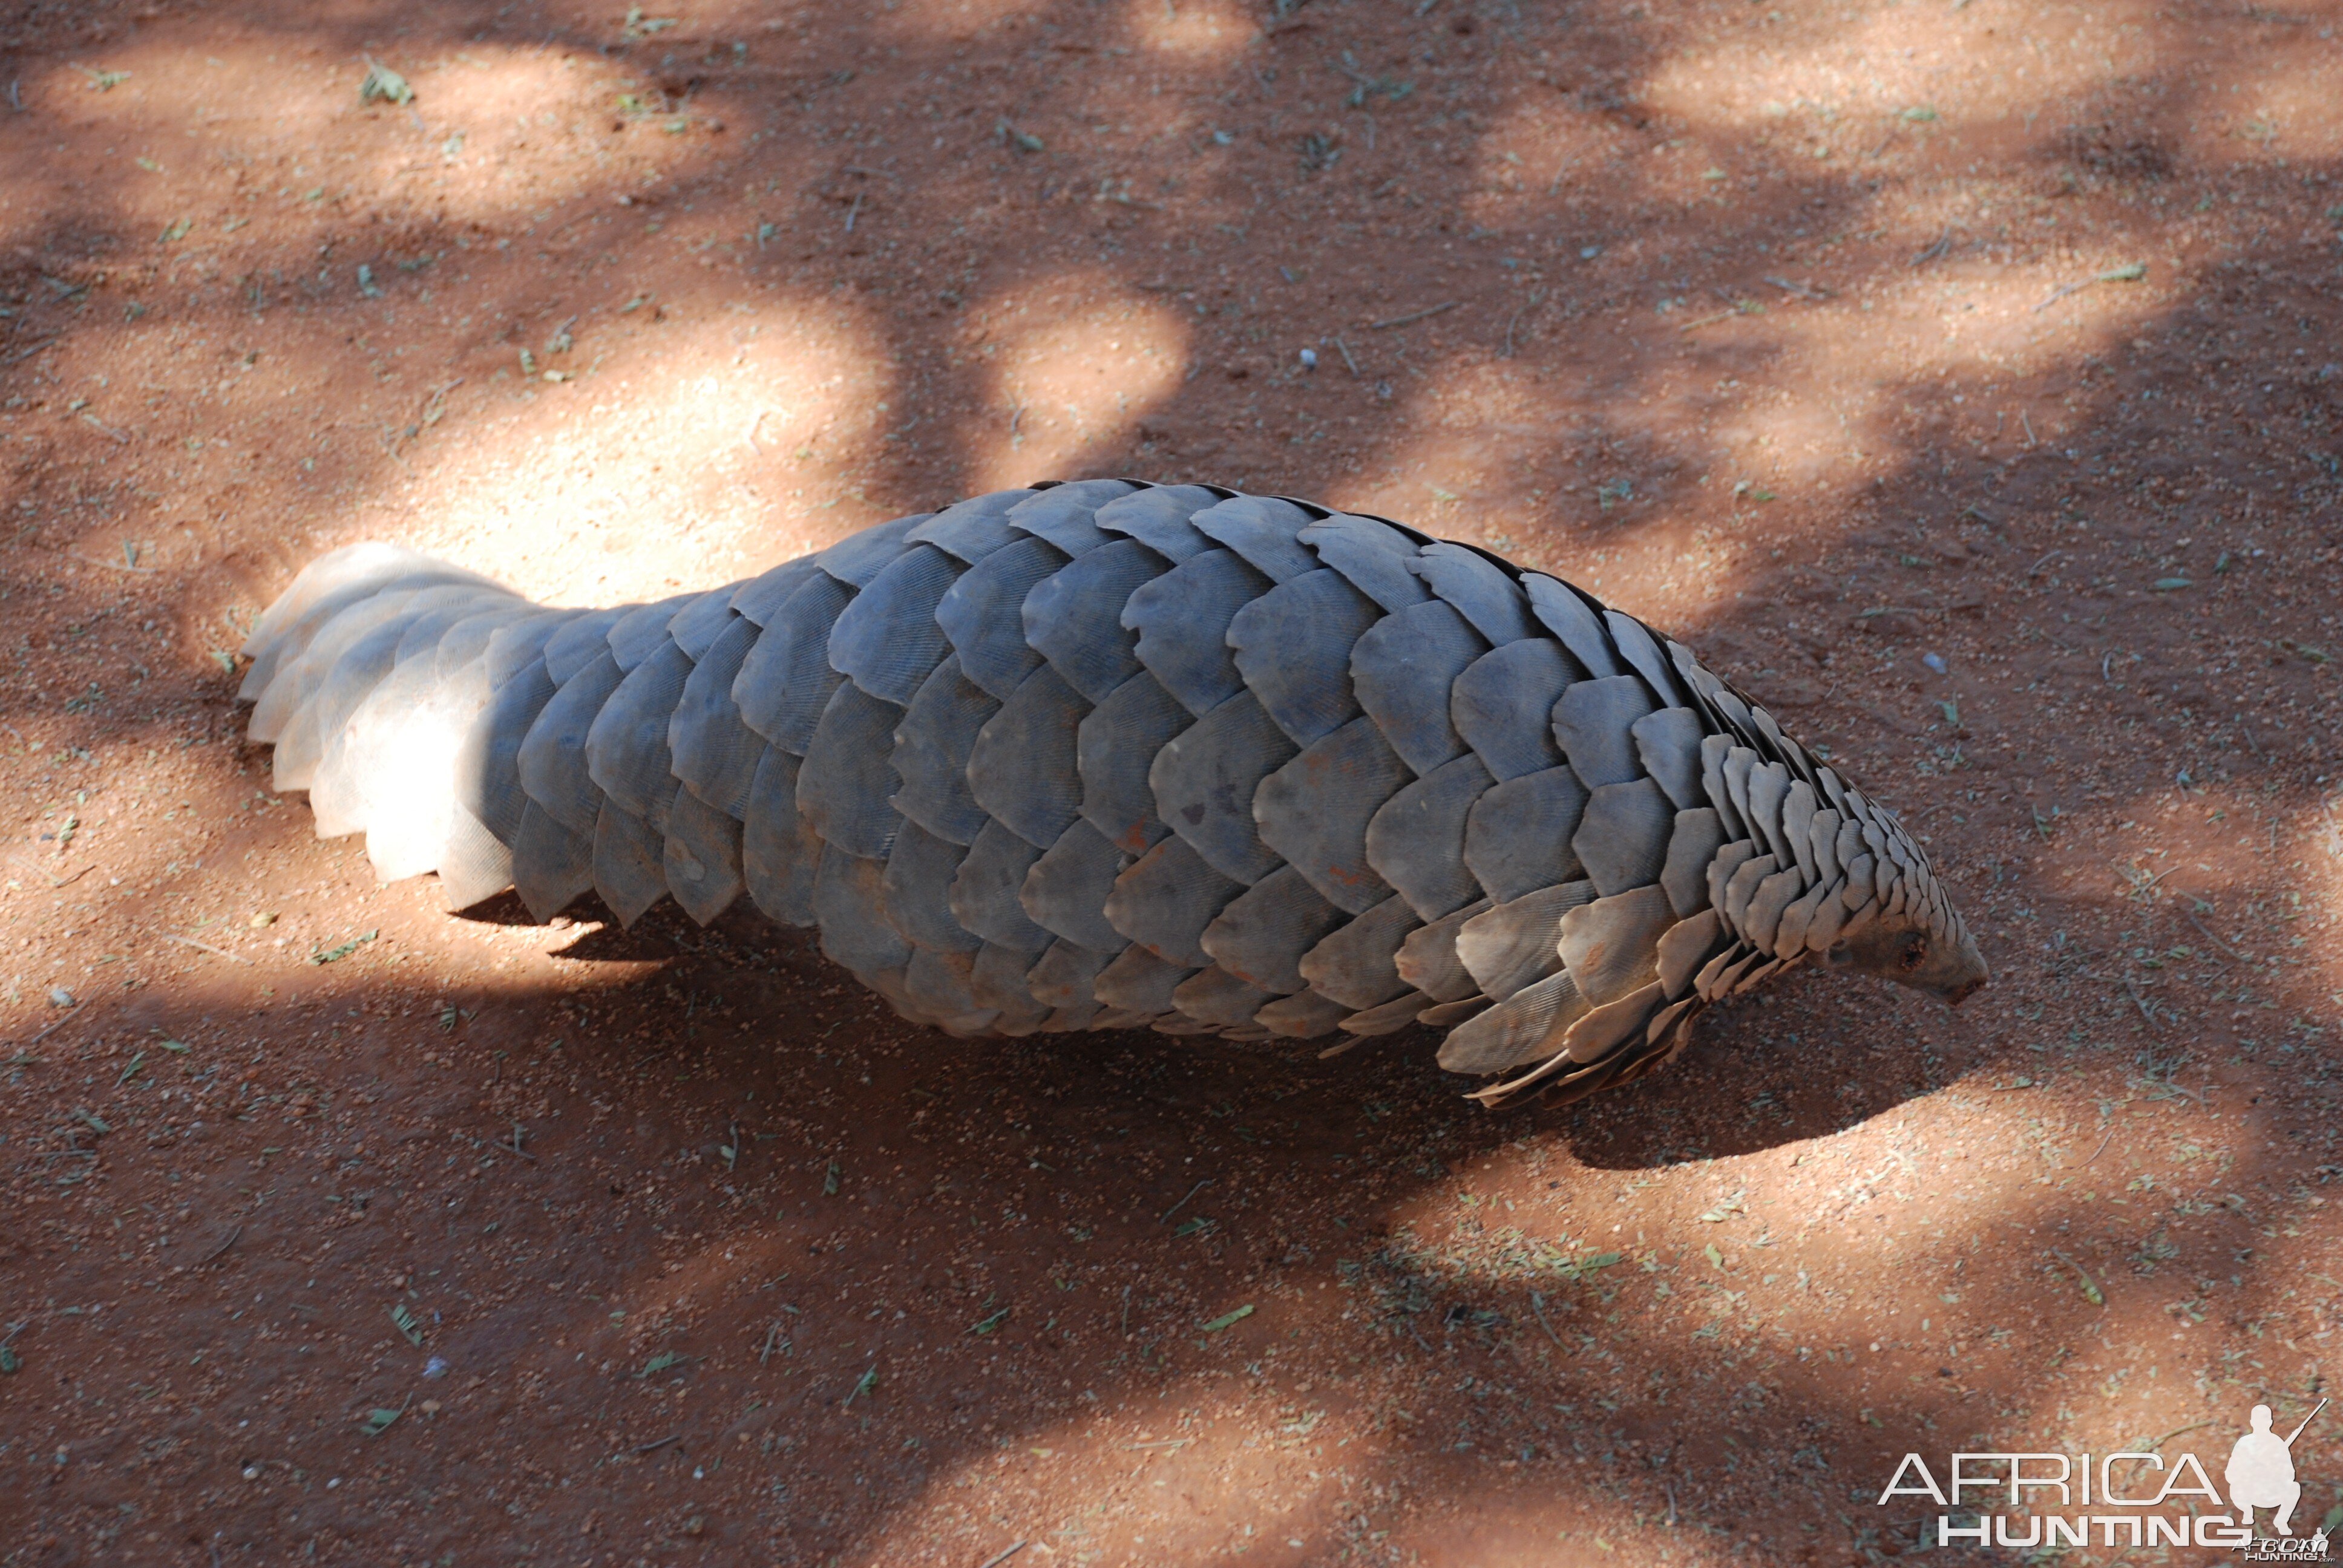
[{"left": 238, "top": 483, "right": 1976, "bottom": 1111}]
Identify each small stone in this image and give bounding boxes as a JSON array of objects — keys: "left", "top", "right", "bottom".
[
  {"left": 1297, "top": 347, "right": 1318, "bottom": 370},
  {"left": 1921, "top": 653, "right": 1948, "bottom": 675},
  {"left": 47, "top": 987, "right": 74, "bottom": 1008}
]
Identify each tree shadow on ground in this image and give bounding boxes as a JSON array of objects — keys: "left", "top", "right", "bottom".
[{"left": 4, "top": 0, "right": 2340, "bottom": 1563}]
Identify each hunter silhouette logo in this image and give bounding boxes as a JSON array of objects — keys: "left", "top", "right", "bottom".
[
  {"left": 1876, "top": 1397, "right": 2331, "bottom": 1557},
  {"left": 2229, "top": 1400, "right": 2324, "bottom": 1538}
]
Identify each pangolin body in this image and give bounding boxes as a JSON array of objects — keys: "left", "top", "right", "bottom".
[{"left": 239, "top": 480, "right": 1987, "bottom": 1106}]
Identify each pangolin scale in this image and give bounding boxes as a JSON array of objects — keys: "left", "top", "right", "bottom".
[{"left": 237, "top": 480, "right": 1988, "bottom": 1106}]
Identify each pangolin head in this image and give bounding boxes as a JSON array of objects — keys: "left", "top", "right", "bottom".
[{"left": 1819, "top": 800, "right": 1989, "bottom": 1006}]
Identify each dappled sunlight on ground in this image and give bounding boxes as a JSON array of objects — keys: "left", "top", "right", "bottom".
[
  {"left": 964, "top": 269, "right": 1195, "bottom": 491},
  {"left": 2, "top": 0, "right": 2341, "bottom": 1561},
  {"left": 381, "top": 285, "right": 907, "bottom": 603},
  {"left": 1122, "top": 0, "right": 1260, "bottom": 67}
]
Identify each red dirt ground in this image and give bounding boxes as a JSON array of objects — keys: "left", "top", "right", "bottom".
[{"left": 3, "top": 0, "right": 2341, "bottom": 1564}]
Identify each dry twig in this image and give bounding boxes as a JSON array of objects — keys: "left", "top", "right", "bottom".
[
  {"left": 163, "top": 934, "right": 252, "bottom": 964},
  {"left": 1368, "top": 300, "right": 1459, "bottom": 330}
]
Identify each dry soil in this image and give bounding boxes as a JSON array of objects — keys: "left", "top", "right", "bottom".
[{"left": 2, "top": 0, "right": 2341, "bottom": 1564}]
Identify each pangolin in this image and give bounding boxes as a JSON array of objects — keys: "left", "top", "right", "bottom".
[{"left": 237, "top": 480, "right": 1987, "bottom": 1107}]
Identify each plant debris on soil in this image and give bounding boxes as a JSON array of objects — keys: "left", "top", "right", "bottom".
[{"left": 2, "top": 0, "right": 2340, "bottom": 1564}]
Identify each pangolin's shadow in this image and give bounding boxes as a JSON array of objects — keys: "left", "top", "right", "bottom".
[
  {"left": 445, "top": 889, "right": 839, "bottom": 970},
  {"left": 445, "top": 889, "right": 560, "bottom": 929},
  {"left": 453, "top": 890, "right": 1990, "bottom": 1171},
  {"left": 1551, "top": 966, "right": 1998, "bottom": 1169}
]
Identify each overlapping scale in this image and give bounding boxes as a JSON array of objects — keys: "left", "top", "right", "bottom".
[{"left": 240, "top": 478, "right": 1960, "bottom": 1109}]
